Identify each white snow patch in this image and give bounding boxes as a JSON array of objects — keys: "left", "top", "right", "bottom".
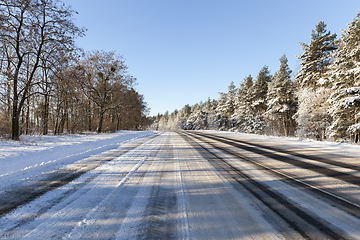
[{"left": 0, "top": 131, "right": 157, "bottom": 183}]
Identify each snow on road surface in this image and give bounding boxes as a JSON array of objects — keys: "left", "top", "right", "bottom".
[
  {"left": 1, "top": 130, "right": 360, "bottom": 239},
  {"left": 0, "top": 131, "right": 156, "bottom": 181}
]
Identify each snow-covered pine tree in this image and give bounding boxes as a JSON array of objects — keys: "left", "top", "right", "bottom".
[
  {"left": 186, "top": 103, "right": 201, "bottom": 130},
  {"left": 232, "top": 75, "right": 262, "bottom": 133},
  {"left": 226, "top": 81, "right": 237, "bottom": 129},
  {"left": 253, "top": 65, "right": 272, "bottom": 114},
  {"left": 214, "top": 92, "right": 228, "bottom": 130},
  {"left": 296, "top": 21, "right": 337, "bottom": 89},
  {"left": 327, "top": 11, "right": 360, "bottom": 142},
  {"left": 250, "top": 66, "right": 272, "bottom": 134},
  {"left": 181, "top": 104, "right": 192, "bottom": 129},
  {"left": 266, "top": 54, "right": 296, "bottom": 137},
  {"left": 234, "top": 75, "right": 253, "bottom": 120},
  {"left": 226, "top": 81, "right": 237, "bottom": 119},
  {"left": 204, "top": 98, "right": 218, "bottom": 130},
  {"left": 190, "top": 101, "right": 210, "bottom": 130},
  {"left": 215, "top": 82, "right": 237, "bottom": 130},
  {"left": 294, "top": 21, "right": 337, "bottom": 140}
]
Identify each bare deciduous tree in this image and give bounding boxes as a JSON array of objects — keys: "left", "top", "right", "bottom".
[
  {"left": 0, "top": 0, "right": 84, "bottom": 140},
  {"left": 78, "top": 50, "right": 135, "bottom": 133}
]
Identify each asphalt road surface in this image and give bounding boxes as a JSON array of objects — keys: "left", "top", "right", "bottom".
[{"left": 1, "top": 131, "right": 360, "bottom": 239}]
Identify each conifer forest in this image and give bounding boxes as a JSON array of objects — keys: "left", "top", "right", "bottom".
[{"left": 150, "top": 11, "right": 360, "bottom": 143}]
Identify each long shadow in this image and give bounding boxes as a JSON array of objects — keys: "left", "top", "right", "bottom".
[{"left": 191, "top": 131, "right": 360, "bottom": 187}]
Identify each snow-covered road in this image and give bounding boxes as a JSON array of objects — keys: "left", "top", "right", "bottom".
[{"left": 1, "top": 131, "right": 360, "bottom": 239}]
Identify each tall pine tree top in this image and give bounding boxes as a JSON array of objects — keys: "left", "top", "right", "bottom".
[
  {"left": 254, "top": 66, "right": 271, "bottom": 98},
  {"left": 253, "top": 65, "right": 272, "bottom": 113},
  {"left": 266, "top": 54, "right": 295, "bottom": 116},
  {"left": 295, "top": 21, "right": 337, "bottom": 89},
  {"left": 266, "top": 54, "right": 296, "bottom": 136},
  {"left": 327, "top": 11, "right": 360, "bottom": 139},
  {"left": 328, "top": 11, "right": 360, "bottom": 88},
  {"left": 233, "top": 75, "right": 253, "bottom": 117}
]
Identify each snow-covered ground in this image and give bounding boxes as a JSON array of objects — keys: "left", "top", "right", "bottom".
[
  {"left": 1, "top": 130, "right": 359, "bottom": 183},
  {"left": 1, "top": 130, "right": 360, "bottom": 239},
  {"left": 0, "top": 131, "right": 157, "bottom": 185},
  {"left": 206, "top": 130, "right": 360, "bottom": 159}
]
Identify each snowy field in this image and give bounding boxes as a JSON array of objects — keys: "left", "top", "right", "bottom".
[{"left": 0, "top": 131, "right": 157, "bottom": 185}]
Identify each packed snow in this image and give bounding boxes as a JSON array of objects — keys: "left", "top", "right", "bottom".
[{"left": 0, "top": 131, "right": 157, "bottom": 186}]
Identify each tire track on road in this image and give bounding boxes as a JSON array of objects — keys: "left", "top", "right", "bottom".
[
  {"left": 136, "top": 135, "right": 178, "bottom": 239},
  {"left": 180, "top": 131, "right": 347, "bottom": 240},
  {"left": 0, "top": 134, "right": 159, "bottom": 218},
  {"left": 194, "top": 132, "right": 360, "bottom": 187}
]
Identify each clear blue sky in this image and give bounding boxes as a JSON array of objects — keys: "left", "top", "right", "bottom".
[{"left": 62, "top": 0, "right": 359, "bottom": 116}]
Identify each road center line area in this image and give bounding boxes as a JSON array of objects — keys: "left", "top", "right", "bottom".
[{"left": 1, "top": 131, "right": 360, "bottom": 239}]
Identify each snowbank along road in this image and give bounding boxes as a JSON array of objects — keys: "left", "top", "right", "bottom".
[{"left": 1, "top": 131, "right": 360, "bottom": 239}]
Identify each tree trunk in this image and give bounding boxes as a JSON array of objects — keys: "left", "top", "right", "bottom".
[
  {"left": 97, "top": 110, "right": 105, "bottom": 133},
  {"left": 355, "top": 133, "right": 359, "bottom": 144},
  {"left": 283, "top": 117, "right": 288, "bottom": 137},
  {"left": 12, "top": 107, "right": 20, "bottom": 140},
  {"left": 54, "top": 101, "right": 61, "bottom": 135},
  {"left": 117, "top": 115, "right": 121, "bottom": 131},
  {"left": 11, "top": 67, "right": 20, "bottom": 140},
  {"left": 42, "top": 94, "right": 49, "bottom": 135},
  {"left": 54, "top": 117, "right": 59, "bottom": 135},
  {"left": 88, "top": 100, "right": 92, "bottom": 131},
  {"left": 7, "top": 74, "right": 11, "bottom": 123},
  {"left": 25, "top": 99, "right": 30, "bottom": 135},
  {"left": 59, "top": 107, "right": 66, "bottom": 134}
]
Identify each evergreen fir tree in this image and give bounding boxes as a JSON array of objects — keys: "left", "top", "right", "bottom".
[
  {"left": 295, "top": 21, "right": 337, "bottom": 89},
  {"left": 226, "top": 81, "right": 238, "bottom": 118},
  {"left": 206, "top": 98, "right": 218, "bottom": 130},
  {"left": 215, "top": 92, "right": 229, "bottom": 130},
  {"left": 232, "top": 75, "right": 263, "bottom": 133},
  {"left": 178, "top": 105, "right": 191, "bottom": 130},
  {"left": 214, "top": 82, "right": 237, "bottom": 130},
  {"left": 253, "top": 65, "right": 272, "bottom": 114},
  {"left": 235, "top": 74, "right": 253, "bottom": 117},
  {"left": 186, "top": 103, "right": 201, "bottom": 130},
  {"left": 266, "top": 54, "right": 297, "bottom": 137},
  {"left": 252, "top": 66, "right": 272, "bottom": 134},
  {"left": 327, "top": 11, "right": 360, "bottom": 142},
  {"left": 295, "top": 21, "right": 336, "bottom": 140}
]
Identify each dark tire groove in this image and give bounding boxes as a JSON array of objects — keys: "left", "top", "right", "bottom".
[
  {"left": 201, "top": 132, "right": 360, "bottom": 171},
  {"left": 137, "top": 137, "right": 177, "bottom": 240},
  {"left": 194, "top": 132, "right": 360, "bottom": 187}
]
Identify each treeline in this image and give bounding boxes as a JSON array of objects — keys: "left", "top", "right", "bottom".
[
  {"left": 0, "top": 0, "right": 148, "bottom": 140},
  {"left": 150, "top": 11, "right": 360, "bottom": 143}
]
